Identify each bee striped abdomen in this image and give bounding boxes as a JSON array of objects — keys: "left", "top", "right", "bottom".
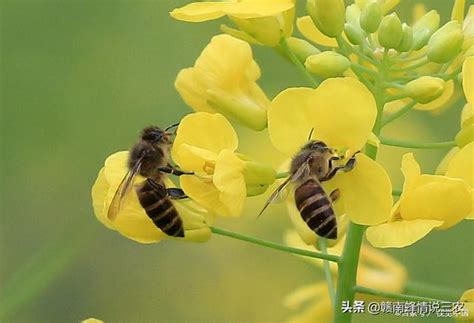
[
  {"left": 137, "top": 179, "right": 184, "bottom": 237},
  {"left": 294, "top": 179, "right": 337, "bottom": 239}
]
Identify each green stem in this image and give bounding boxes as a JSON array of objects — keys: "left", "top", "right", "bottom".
[
  {"left": 279, "top": 38, "right": 319, "bottom": 88},
  {"left": 380, "top": 137, "right": 456, "bottom": 149},
  {"left": 394, "top": 57, "right": 429, "bottom": 72},
  {"left": 353, "top": 286, "right": 452, "bottom": 303},
  {"left": 381, "top": 101, "right": 416, "bottom": 125},
  {"left": 385, "top": 93, "right": 408, "bottom": 103},
  {"left": 318, "top": 239, "right": 336, "bottom": 306},
  {"left": 210, "top": 227, "right": 339, "bottom": 262}
]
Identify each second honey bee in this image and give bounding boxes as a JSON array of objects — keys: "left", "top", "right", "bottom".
[
  {"left": 107, "top": 124, "right": 192, "bottom": 237},
  {"left": 260, "top": 140, "right": 357, "bottom": 239}
]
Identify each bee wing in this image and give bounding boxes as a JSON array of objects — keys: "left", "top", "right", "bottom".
[
  {"left": 107, "top": 157, "right": 143, "bottom": 221},
  {"left": 257, "top": 161, "right": 311, "bottom": 218}
]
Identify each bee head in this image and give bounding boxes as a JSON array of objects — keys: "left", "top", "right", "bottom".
[
  {"left": 141, "top": 126, "right": 168, "bottom": 144},
  {"left": 303, "top": 140, "right": 332, "bottom": 153}
]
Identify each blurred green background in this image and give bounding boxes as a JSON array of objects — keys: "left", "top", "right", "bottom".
[{"left": 1, "top": 0, "right": 472, "bottom": 322}]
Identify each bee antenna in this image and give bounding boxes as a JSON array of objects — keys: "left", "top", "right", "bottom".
[
  {"left": 307, "top": 128, "right": 315, "bottom": 141},
  {"left": 165, "top": 122, "right": 180, "bottom": 134}
]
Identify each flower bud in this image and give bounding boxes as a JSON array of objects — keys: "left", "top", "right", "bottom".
[
  {"left": 451, "top": 0, "right": 466, "bottom": 23},
  {"left": 237, "top": 154, "right": 276, "bottom": 196},
  {"left": 378, "top": 13, "right": 403, "bottom": 49},
  {"left": 455, "top": 123, "right": 474, "bottom": 148},
  {"left": 286, "top": 37, "right": 321, "bottom": 63},
  {"left": 345, "top": 4, "right": 361, "bottom": 26},
  {"left": 397, "top": 23, "right": 413, "bottom": 52},
  {"left": 427, "top": 21, "right": 464, "bottom": 64},
  {"left": 344, "top": 23, "right": 366, "bottom": 45},
  {"left": 305, "top": 52, "right": 350, "bottom": 78},
  {"left": 404, "top": 76, "right": 445, "bottom": 104},
  {"left": 412, "top": 10, "right": 440, "bottom": 50},
  {"left": 207, "top": 88, "right": 268, "bottom": 131},
  {"left": 360, "top": 1, "right": 382, "bottom": 33},
  {"left": 306, "top": 0, "right": 345, "bottom": 38}
]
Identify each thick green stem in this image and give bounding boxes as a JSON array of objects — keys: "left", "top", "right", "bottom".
[
  {"left": 279, "top": 38, "right": 319, "bottom": 88},
  {"left": 210, "top": 227, "right": 339, "bottom": 262},
  {"left": 380, "top": 137, "right": 456, "bottom": 149},
  {"left": 353, "top": 286, "right": 451, "bottom": 303}
]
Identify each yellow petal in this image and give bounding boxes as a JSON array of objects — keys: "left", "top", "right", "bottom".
[
  {"left": 172, "top": 112, "right": 238, "bottom": 167},
  {"left": 400, "top": 174, "right": 472, "bottom": 228},
  {"left": 399, "top": 153, "right": 421, "bottom": 205},
  {"left": 366, "top": 219, "right": 443, "bottom": 248},
  {"left": 175, "top": 68, "right": 214, "bottom": 112},
  {"left": 296, "top": 16, "right": 337, "bottom": 47},
  {"left": 329, "top": 154, "right": 393, "bottom": 225},
  {"left": 224, "top": 0, "right": 294, "bottom": 19},
  {"left": 267, "top": 87, "right": 315, "bottom": 155},
  {"left": 464, "top": 56, "right": 474, "bottom": 103},
  {"left": 91, "top": 168, "right": 116, "bottom": 230},
  {"left": 213, "top": 149, "right": 246, "bottom": 217},
  {"left": 308, "top": 78, "right": 377, "bottom": 153},
  {"left": 170, "top": 2, "right": 229, "bottom": 22},
  {"left": 175, "top": 144, "right": 218, "bottom": 174},
  {"left": 446, "top": 142, "right": 474, "bottom": 187}
]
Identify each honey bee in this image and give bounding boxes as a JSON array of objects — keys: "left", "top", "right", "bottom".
[
  {"left": 260, "top": 140, "right": 357, "bottom": 239},
  {"left": 107, "top": 124, "right": 192, "bottom": 237}
]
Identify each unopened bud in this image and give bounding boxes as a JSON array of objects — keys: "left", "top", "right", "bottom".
[
  {"left": 378, "top": 13, "right": 403, "bottom": 49},
  {"left": 404, "top": 76, "right": 445, "bottom": 104},
  {"left": 305, "top": 52, "right": 350, "bottom": 78},
  {"left": 286, "top": 37, "right": 321, "bottom": 63},
  {"left": 397, "top": 23, "right": 413, "bottom": 52},
  {"left": 306, "top": 0, "right": 345, "bottom": 38},
  {"left": 238, "top": 155, "right": 276, "bottom": 196},
  {"left": 344, "top": 23, "right": 366, "bottom": 45},
  {"left": 345, "top": 4, "right": 361, "bottom": 26},
  {"left": 360, "top": 1, "right": 382, "bottom": 33},
  {"left": 427, "top": 21, "right": 464, "bottom": 64},
  {"left": 412, "top": 10, "right": 440, "bottom": 50}
]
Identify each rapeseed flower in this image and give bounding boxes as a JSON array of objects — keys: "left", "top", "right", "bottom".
[
  {"left": 175, "top": 35, "right": 270, "bottom": 131},
  {"left": 170, "top": 0, "right": 295, "bottom": 46},
  {"left": 91, "top": 152, "right": 214, "bottom": 243},
  {"left": 172, "top": 112, "right": 275, "bottom": 217},
  {"left": 366, "top": 153, "right": 472, "bottom": 248},
  {"left": 267, "top": 77, "right": 393, "bottom": 243}
]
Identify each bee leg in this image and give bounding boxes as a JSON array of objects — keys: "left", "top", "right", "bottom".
[
  {"left": 330, "top": 189, "right": 340, "bottom": 202},
  {"left": 328, "top": 155, "right": 343, "bottom": 170},
  {"left": 166, "top": 188, "right": 188, "bottom": 200},
  {"left": 159, "top": 165, "right": 194, "bottom": 176},
  {"left": 322, "top": 156, "right": 357, "bottom": 181}
]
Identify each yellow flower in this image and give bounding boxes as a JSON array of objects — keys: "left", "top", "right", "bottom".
[
  {"left": 172, "top": 112, "right": 275, "bottom": 217},
  {"left": 175, "top": 34, "right": 270, "bottom": 131},
  {"left": 267, "top": 78, "right": 393, "bottom": 241},
  {"left": 82, "top": 319, "right": 103, "bottom": 323},
  {"left": 170, "top": 0, "right": 295, "bottom": 46},
  {"left": 367, "top": 153, "right": 473, "bottom": 248},
  {"left": 463, "top": 6, "right": 474, "bottom": 49},
  {"left": 91, "top": 152, "right": 214, "bottom": 243},
  {"left": 284, "top": 231, "right": 407, "bottom": 322}
]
